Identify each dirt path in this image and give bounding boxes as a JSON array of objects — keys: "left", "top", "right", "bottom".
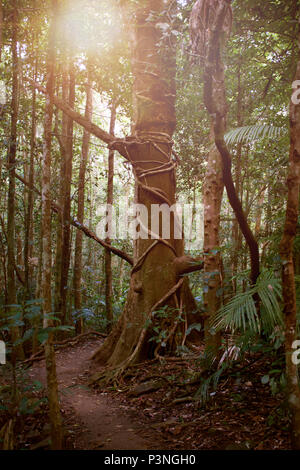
[{"left": 28, "top": 338, "right": 158, "bottom": 450}]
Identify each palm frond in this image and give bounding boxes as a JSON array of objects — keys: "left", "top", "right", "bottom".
[
  {"left": 212, "top": 270, "right": 283, "bottom": 334},
  {"left": 224, "top": 125, "right": 287, "bottom": 145}
]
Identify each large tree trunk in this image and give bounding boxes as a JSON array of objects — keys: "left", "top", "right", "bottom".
[
  {"left": 92, "top": 0, "right": 201, "bottom": 371},
  {"left": 279, "top": 16, "right": 300, "bottom": 450}
]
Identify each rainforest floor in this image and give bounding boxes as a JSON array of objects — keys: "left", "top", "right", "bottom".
[{"left": 0, "top": 334, "right": 292, "bottom": 450}]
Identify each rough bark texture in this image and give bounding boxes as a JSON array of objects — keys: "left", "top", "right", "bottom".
[
  {"left": 73, "top": 66, "right": 93, "bottom": 335},
  {"left": 92, "top": 0, "right": 201, "bottom": 371},
  {"left": 279, "top": 18, "right": 300, "bottom": 450},
  {"left": 41, "top": 0, "right": 63, "bottom": 450},
  {"left": 203, "top": 135, "right": 224, "bottom": 356}
]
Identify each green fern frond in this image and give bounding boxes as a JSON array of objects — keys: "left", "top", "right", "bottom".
[
  {"left": 224, "top": 125, "right": 287, "bottom": 145},
  {"left": 211, "top": 270, "right": 283, "bottom": 334}
]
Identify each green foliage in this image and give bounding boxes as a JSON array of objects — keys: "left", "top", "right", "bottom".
[
  {"left": 224, "top": 125, "right": 287, "bottom": 145},
  {"left": 0, "top": 299, "right": 74, "bottom": 357},
  {"left": 147, "top": 305, "right": 185, "bottom": 350},
  {"left": 212, "top": 270, "right": 283, "bottom": 334}
]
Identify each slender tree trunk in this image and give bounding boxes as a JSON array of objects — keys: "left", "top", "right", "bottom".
[
  {"left": 35, "top": 202, "right": 43, "bottom": 302},
  {"left": 192, "top": 0, "right": 260, "bottom": 286},
  {"left": 41, "top": 0, "right": 63, "bottom": 450},
  {"left": 190, "top": 3, "right": 262, "bottom": 349},
  {"left": 24, "top": 54, "right": 37, "bottom": 298},
  {"left": 105, "top": 101, "right": 117, "bottom": 331},
  {"left": 279, "top": 17, "right": 300, "bottom": 450},
  {"left": 54, "top": 66, "right": 68, "bottom": 315},
  {"left": 203, "top": 125, "right": 224, "bottom": 358},
  {"left": 7, "top": 2, "right": 24, "bottom": 360},
  {"left": 60, "top": 58, "right": 75, "bottom": 325},
  {"left": 231, "top": 146, "right": 242, "bottom": 293},
  {"left": 73, "top": 64, "right": 93, "bottom": 334}
]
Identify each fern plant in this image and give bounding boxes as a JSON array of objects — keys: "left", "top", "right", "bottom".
[
  {"left": 211, "top": 270, "right": 283, "bottom": 335},
  {"left": 224, "top": 124, "right": 287, "bottom": 145}
]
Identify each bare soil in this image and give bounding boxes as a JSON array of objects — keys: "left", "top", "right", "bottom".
[
  {"left": 29, "top": 338, "right": 162, "bottom": 450},
  {"left": 26, "top": 337, "right": 291, "bottom": 450}
]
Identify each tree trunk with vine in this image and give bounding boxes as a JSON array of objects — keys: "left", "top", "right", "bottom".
[{"left": 92, "top": 0, "right": 202, "bottom": 372}]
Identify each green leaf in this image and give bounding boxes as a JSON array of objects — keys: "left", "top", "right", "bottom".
[{"left": 224, "top": 125, "right": 287, "bottom": 145}]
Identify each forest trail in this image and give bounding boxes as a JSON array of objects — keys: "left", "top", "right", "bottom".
[{"left": 28, "top": 338, "right": 157, "bottom": 450}]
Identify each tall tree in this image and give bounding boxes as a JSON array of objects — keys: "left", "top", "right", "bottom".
[
  {"left": 41, "top": 0, "right": 63, "bottom": 450},
  {"left": 24, "top": 35, "right": 37, "bottom": 298},
  {"left": 7, "top": 1, "right": 24, "bottom": 360},
  {"left": 279, "top": 15, "right": 300, "bottom": 450},
  {"left": 59, "top": 57, "right": 75, "bottom": 324},
  {"left": 54, "top": 62, "right": 69, "bottom": 315},
  {"left": 190, "top": 0, "right": 260, "bottom": 287},
  {"left": 202, "top": 128, "right": 224, "bottom": 357},
  {"left": 105, "top": 100, "right": 117, "bottom": 332},
  {"left": 73, "top": 62, "right": 93, "bottom": 335},
  {"left": 92, "top": 0, "right": 203, "bottom": 373}
]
